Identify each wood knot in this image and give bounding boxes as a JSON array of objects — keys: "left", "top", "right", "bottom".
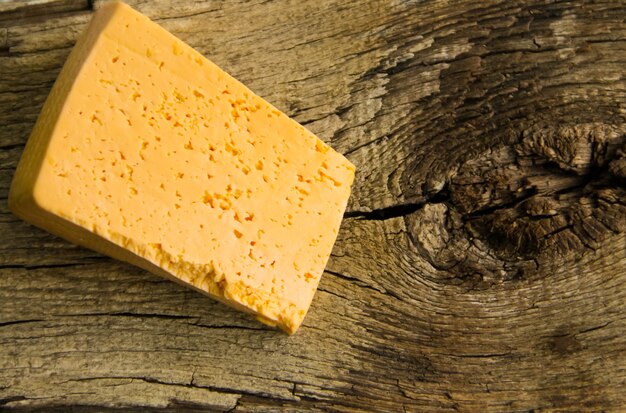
[{"left": 407, "top": 123, "right": 625, "bottom": 285}]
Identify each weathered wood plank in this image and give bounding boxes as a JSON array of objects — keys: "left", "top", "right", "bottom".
[
  {"left": 1, "top": 0, "right": 625, "bottom": 411},
  {"left": 0, "top": 1, "right": 90, "bottom": 23}
]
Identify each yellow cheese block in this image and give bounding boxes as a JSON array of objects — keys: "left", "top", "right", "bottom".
[{"left": 9, "top": 1, "right": 354, "bottom": 334}]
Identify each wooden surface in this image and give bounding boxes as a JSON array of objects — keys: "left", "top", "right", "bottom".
[{"left": 1, "top": 0, "right": 625, "bottom": 411}]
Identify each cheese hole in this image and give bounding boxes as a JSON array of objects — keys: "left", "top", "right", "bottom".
[
  {"left": 90, "top": 114, "right": 102, "bottom": 125},
  {"left": 112, "top": 56, "right": 119, "bottom": 63},
  {"left": 233, "top": 230, "right": 243, "bottom": 239},
  {"left": 225, "top": 142, "right": 239, "bottom": 156},
  {"left": 202, "top": 192, "right": 214, "bottom": 207}
]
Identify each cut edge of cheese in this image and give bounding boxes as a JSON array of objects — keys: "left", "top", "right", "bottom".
[
  {"left": 9, "top": 1, "right": 355, "bottom": 335},
  {"left": 9, "top": 4, "right": 117, "bottom": 213}
]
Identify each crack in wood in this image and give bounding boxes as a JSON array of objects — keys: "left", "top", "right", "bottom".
[
  {"left": 345, "top": 191, "right": 449, "bottom": 221},
  {"left": 344, "top": 202, "right": 426, "bottom": 221},
  {"left": 188, "top": 323, "right": 269, "bottom": 332},
  {"left": 62, "top": 312, "right": 196, "bottom": 320},
  {"left": 323, "top": 269, "right": 387, "bottom": 296},
  {"left": 0, "top": 261, "right": 106, "bottom": 271},
  {"left": 0, "top": 396, "right": 27, "bottom": 406},
  {"left": 0, "top": 319, "right": 43, "bottom": 328}
]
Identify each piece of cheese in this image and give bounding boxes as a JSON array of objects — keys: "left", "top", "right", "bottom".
[{"left": 9, "top": 1, "right": 354, "bottom": 334}]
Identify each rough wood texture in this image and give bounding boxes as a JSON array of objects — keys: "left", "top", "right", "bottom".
[{"left": 1, "top": 0, "right": 625, "bottom": 411}]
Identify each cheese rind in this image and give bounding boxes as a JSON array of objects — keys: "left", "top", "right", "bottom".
[{"left": 9, "top": 1, "right": 354, "bottom": 334}]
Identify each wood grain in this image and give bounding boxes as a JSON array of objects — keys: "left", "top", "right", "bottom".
[{"left": 1, "top": 0, "right": 625, "bottom": 411}]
